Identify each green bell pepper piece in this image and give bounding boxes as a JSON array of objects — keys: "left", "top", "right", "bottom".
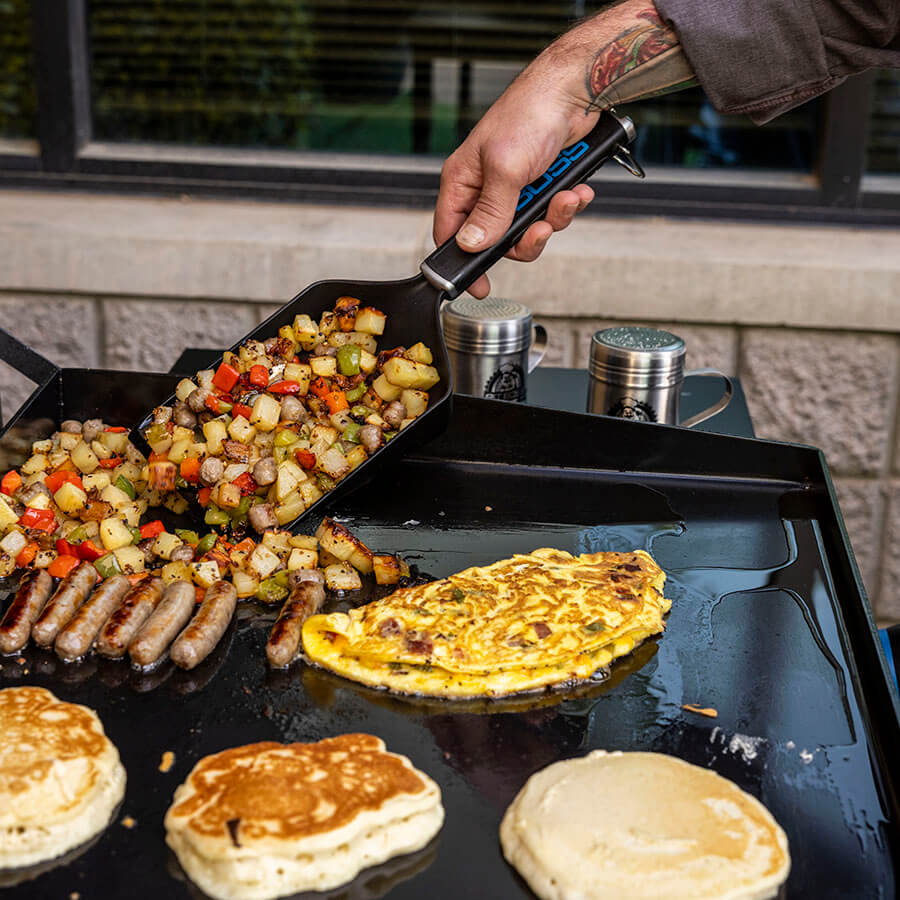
[
  {"left": 204, "top": 505, "right": 230, "bottom": 527},
  {"left": 115, "top": 474, "right": 136, "bottom": 500},
  {"left": 350, "top": 404, "right": 370, "bottom": 419},
  {"left": 274, "top": 429, "right": 299, "bottom": 447},
  {"left": 336, "top": 344, "right": 361, "bottom": 376},
  {"left": 176, "top": 529, "right": 200, "bottom": 545},
  {"left": 342, "top": 422, "right": 361, "bottom": 444},
  {"left": 256, "top": 576, "right": 289, "bottom": 604},
  {"left": 94, "top": 552, "right": 122, "bottom": 579},
  {"left": 66, "top": 525, "right": 88, "bottom": 544},
  {"left": 345, "top": 383, "right": 366, "bottom": 403},
  {"left": 144, "top": 423, "right": 168, "bottom": 445},
  {"left": 196, "top": 532, "right": 217, "bottom": 554},
  {"left": 233, "top": 496, "right": 253, "bottom": 518},
  {"left": 129, "top": 526, "right": 142, "bottom": 544},
  {"left": 316, "top": 473, "right": 336, "bottom": 492}
]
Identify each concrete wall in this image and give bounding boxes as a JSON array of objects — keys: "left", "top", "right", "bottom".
[{"left": 1, "top": 189, "right": 898, "bottom": 624}]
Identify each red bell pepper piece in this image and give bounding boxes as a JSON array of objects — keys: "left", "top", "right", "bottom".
[
  {"left": 294, "top": 448, "right": 316, "bottom": 470},
  {"left": 77, "top": 539, "right": 105, "bottom": 562},
  {"left": 231, "top": 472, "right": 258, "bottom": 496},
  {"left": 104, "top": 426, "right": 128, "bottom": 433},
  {"left": 212, "top": 362, "right": 240, "bottom": 392},
  {"left": 98, "top": 457, "right": 123, "bottom": 469},
  {"left": 0, "top": 470, "right": 22, "bottom": 496},
  {"left": 325, "top": 391, "right": 349, "bottom": 414},
  {"left": 205, "top": 393, "right": 222, "bottom": 414},
  {"left": 232, "top": 537, "right": 256, "bottom": 555},
  {"left": 248, "top": 365, "right": 269, "bottom": 388},
  {"left": 267, "top": 380, "right": 300, "bottom": 395},
  {"left": 232, "top": 403, "right": 253, "bottom": 421},
  {"left": 48, "top": 555, "right": 80, "bottom": 579},
  {"left": 309, "top": 376, "right": 331, "bottom": 399},
  {"left": 180, "top": 457, "right": 201, "bottom": 484},
  {"left": 140, "top": 520, "right": 165, "bottom": 539},
  {"left": 45, "top": 470, "right": 83, "bottom": 494},
  {"left": 197, "top": 486, "right": 212, "bottom": 507},
  {"left": 15, "top": 541, "right": 38, "bottom": 568},
  {"left": 55, "top": 537, "right": 77, "bottom": 557},
  {"left": 19, "top": 507, "right": 57, "bottom": 532}
]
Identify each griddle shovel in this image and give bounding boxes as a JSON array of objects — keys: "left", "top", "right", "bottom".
[{"left": 137, "top": 111, "right": 642, "bottom": 528}]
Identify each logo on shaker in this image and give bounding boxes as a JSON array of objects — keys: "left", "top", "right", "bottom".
[
  {"left": 607, "top": 396, "right": 657, "bottom": 422},
  {"left": 484, "top": 363, "right": 525, "bottom": 401}
]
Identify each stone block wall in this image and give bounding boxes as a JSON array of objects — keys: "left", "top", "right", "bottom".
[{"left": 1, "top": 190, "right": 898, "bottom": 625}]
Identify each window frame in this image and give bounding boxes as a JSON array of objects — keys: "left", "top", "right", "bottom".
[{"left": 2, "top": 0, "right": 899, "bottom": 226}]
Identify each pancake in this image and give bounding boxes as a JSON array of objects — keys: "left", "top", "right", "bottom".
[
  {"left": 0, "top": 686, "right": 126, "bottom": 869},
  {"left": 302, "top": 548, "right": 670, "bottom": 698},
  {"left": 165, "top": 734, "right": 444, "bottom": 900},
  {"left": 500, "top": 750, "right": 790, "bottom": 900}
]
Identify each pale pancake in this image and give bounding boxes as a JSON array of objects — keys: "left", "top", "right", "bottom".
[
  {"left": 0, "top": 686, "right": 126, "bottom": 869},
  {"left": 500, "top": 750, "right": 790, "bottom": 900},
  {"left": 165, "top": 734, "right": 444, "bottom": 900}
]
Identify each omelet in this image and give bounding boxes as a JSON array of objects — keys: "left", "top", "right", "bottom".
[{"left": 302, "top": 548, "right": 670, "bottom": 699}]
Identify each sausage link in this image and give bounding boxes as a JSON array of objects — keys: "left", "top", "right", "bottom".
[
  {"left": 31, "top": 563, "right": 97, "bottom": 647},
  {"left": 0, "top": 570, "right": 53, "bottom": 654},
  {"left": 95, "top": 577, "right": 163, "bottom": 659},
  {"left": 266, "top": 579, "right": 325, "bottom": 668},
  {"left": 54, "top": 574, "right": 131, "bottom": 662},
  {"left": 128, "top": 580, "right": 196, "bottom": 668},
  {"left": 170, "top": 580, "right": 236, "bottom": 670}
]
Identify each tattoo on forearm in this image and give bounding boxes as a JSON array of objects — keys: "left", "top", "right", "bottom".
[{"left": 586, "top": 7, "right": 698, "bottom": 113}]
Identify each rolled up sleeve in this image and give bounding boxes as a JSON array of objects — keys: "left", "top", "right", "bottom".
[{"left": 655, "top": 0, "right": 900, "bottom": 123}]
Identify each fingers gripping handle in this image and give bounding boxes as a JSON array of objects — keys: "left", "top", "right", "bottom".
[{"left": 421, "top": 111, "right": 637, "bottom": 300}]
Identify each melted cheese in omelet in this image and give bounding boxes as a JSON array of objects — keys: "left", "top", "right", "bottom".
[{"left": 302, "top": 548, "right": 671, "bottom": 699}]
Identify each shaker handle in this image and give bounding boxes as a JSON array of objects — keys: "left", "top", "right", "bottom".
[
  {"left": 528, "top": 324, "right": 548, "bottom": 373},
  {"left": 680, "top": 368, "right": 734, "bottom": 428}
]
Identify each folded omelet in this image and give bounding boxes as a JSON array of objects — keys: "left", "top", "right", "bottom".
[{"left": 302, "top": 548, "right": 670, "bottom": 698}]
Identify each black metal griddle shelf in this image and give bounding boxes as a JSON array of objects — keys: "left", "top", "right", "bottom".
[{"left": 0, "top": 362, "right": 898, "bottom": 900}]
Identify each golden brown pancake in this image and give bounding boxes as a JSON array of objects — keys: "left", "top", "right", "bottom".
[
  {"left": 165, "top": 734, "right": 444, "bottom": 900},
  {"left": 303, "top": 548, "right": 670, "bottom": 698}
]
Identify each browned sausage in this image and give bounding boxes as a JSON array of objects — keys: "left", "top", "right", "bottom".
[
  {"left": 54, "top": 574, "right": 130, "bottom": 662},
  {"left": 0, "top": 569, "right": 53, "bottom": 654},
  {"left": 32, "top": 562, "right": 97, "bottom": 647},
  {"left": 95, "top": 577, "right": 163, "bottom": 659},
  {"left": 266, "top": 576, "right": 325, "bottom": 668},
  {"left": 128, "top": 580, "right": 196, "bottom": 668},
  {"left": 170, "top": 580, "right": 236, "bottom": 670}
]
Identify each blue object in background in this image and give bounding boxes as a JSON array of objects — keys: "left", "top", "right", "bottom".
[{"left": 881, "top": 627, "right": 899, "bottom": 693}]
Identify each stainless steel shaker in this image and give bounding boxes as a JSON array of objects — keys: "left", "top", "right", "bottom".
[
  {"left": 587, "top": 326, "right": 732, "bottom": 427},
  {"left": 441, "top": 297, "right": 547, "bottom": 402}
]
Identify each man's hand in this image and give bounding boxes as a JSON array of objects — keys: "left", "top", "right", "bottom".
[{"left": 432, "top": 0, "right": 696, "bottom": 298}]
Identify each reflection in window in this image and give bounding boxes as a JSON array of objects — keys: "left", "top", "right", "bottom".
[
  {"left": 867, "top": 70, "right": 900, "bottom": 174},
  {"left": 0, "top": 0, "right": 37, "bottom": 140},
  {"left": 89, "top": 0, "right": 817, "bottom": 172}
]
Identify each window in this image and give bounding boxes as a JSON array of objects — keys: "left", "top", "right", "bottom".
[{"left": 0, "top": 1, "right": 897, "bottom": 222}]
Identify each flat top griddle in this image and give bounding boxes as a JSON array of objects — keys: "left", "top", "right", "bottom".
[{"left": 0, "top": 369, "right": 897, "bottom": 899}]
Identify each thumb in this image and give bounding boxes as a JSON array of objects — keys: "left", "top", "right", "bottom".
[{"left": 456, "top": 157, "right": 524, "bottom": 252}]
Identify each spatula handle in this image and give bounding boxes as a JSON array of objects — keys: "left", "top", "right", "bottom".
[{"left": 421, "top": 111, "right": 637, "bottom": 300}]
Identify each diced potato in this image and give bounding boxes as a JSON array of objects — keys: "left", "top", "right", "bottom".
[
  {"left": 324, "top": 562, "right": 362, "bottom": 592},
  {"left": 161, "top": 562, "right": 193, "bottom": 585},
  {"left": 228, "top": 415, "right": 256, "bottom": 444},
  {"left": 100, "top": 517, "right": 135, "bottom": 551},
  {"left": 114, "top": 461, "right": 143, "bottom": 484},
  {"left": 359, "top": 349, "right": 377, "bottom": 374},
  {"left": 152, "top": 531, "right": 183, "bottom": 561},
  {"left": 382, "top": 357, "right": 440, "bottom": 390},
  {"left": 283, "top": 363, "right": 312, "bottom": 395},
  {"left": 274, "top": 492, "right": 305, "bottom": 525},
  {"left": 287, "top": 547, "right": 318, "bottom": 570},
  {"left": 316, "top": 518, "right": 370, "bottom": 563},
  {"left": 176, "top": 378, "right": 197, "bottom": 401},
  {"left": 289, "top": 534, "right": 318, "bottom": 550},
  {"left": 82, "top": 472, "right": 111, "bottom": 492},
  {"left": 231, "top": 569, "right": 259, "bottom": 598},
  {"left": 348, "top": 546, "right": 373, "bottom": 574},
  {"left": 319, "top": 310, "right": 337, "bottom": 337},
  {"left": 345, "top": 445, "right": 367, "bottom": 471},
  {"left": 0, "top": 554, "right": 14, "bottom": 578},
  {"left": 26, "top": 492, "right": 51, "bottom": 510},
  {"left": 146, "top": 431, "right": 173, "bottom": 455},
  {"left": 248, "top": 544, "right": 281, "bottom": 579},
  {"left": 191, "top": 560, "right": 221, "bottom": 589},
  {"left": 59, "top": 432, "right": 81, "bottom": 451},
  {"left": 171, "top": 426, "right": 194, "bottom": 443},
  {"left": 113, "top": 546, "right": 145, "bottom": 575},
  {"left": 354, "top": 307, "right": 386, "bottom": 335},
  {"left": 319, "top": 447, "right": 350, "bottom": 480},
  {"left": 399, "top": 418, "right": 414, "bottom": 431},
  {"left": 310, "top": 425, "right": 339, "bottom": 446},
  {"left": 278, "top": 324, "right": 298, "bottom": 353},
  {"left": 203, "top": 419, "right": 229, "bottom": 455},
  {"left": 347, "top": 332, "right": 378, "bottom": 354},
  {"left": 197, "top": 369, "right": 215, "bottom": 389},
  {"left": 98, "top": 430, "right": 129, "bottom": 454},
  {"left": 216, "top": 483, "right": 240, "bottom": 509},
  {"left": 47, "top": 449, "right": 71, "bottom": 470},
  {"left": 184, "top": 441, "right": 206, "bottom": 459},
  {"left": 119, "top": 502, "right": 142, "bottom": 527},
  {"left": 90, "top": 439, "right": 113, "bottom": 460},
  {"left": 223, "top": 463, "right": 249, "bottom": 482},
  {"left": 163, "top": 493, "right": 189, "bottom": 515},
  {"left": 292, "top": 314, "right": 319, "bottom": 350},
  {"left": 372, "top": 373, "right": 402, "bottom": 402},
  {"left": 0, "top": 530, "right": 26, "bottom": 557},
  {"left": 373, "top": 554, "right": 407, "bottom": 585},
  {"left": 406, "top": 342, "right": 433, "bottom": 365},
  {"left": 100, "top": 484, "right": 132, "bottom": 510},
  {"left": 364, "top": 412, "right": 385, "bottom": 428},
  {"left": 401, "top": 389, "right": 429, "bottom": 418},
  {"left": 298, "top": 480, "right": 323, "bottom": 508},
  {"left": 32, "top": 439, "right": 52, "bottom": 453},
  {"left": 329, "top": 410, "right": 355, "bottom": 432},
  {"left": 275, "top": 462, "right": 301, "bottom": 503},
  {"left": 54, "top": 481, "right": 88, "bottom": 514},
  {"left": 33, "top": 549, "right": 55, "bottom": 569},
  {"left": 261, "top": 531, "right": 291, "bottom": 555},
  {"left": 167, "top": 438, "right": 192, "bottom": 464},
  {"left": 309, "top": 355, "right": 337, "bottom": 378},
  {"left": 21, "top": 453, "right": 49, "bottom": 475},
  {"left": 250, "top": 394, "right": 281, "bottom": 433}
]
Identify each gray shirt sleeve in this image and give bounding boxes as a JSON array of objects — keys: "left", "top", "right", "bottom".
[{"left": 654, "top": 0, "right": 900, "bottom": 123}]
